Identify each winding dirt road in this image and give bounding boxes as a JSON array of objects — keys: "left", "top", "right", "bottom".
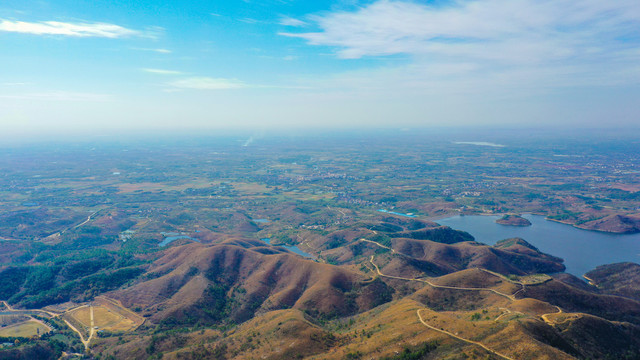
[
  {"left": 541, "top": 306, "right": 563, "bottom": 325},
  {"left": 368, "top": 255, "right": 517, "bottom": 301},
  {"left": 417, "top": 309, "right": 514, "bottom": 360},
  {"left": 360, "top": 238, "right": 565, "bottom": 359},
  {"left": 1, "top": 300, "right": 94, "bottom": 350}
]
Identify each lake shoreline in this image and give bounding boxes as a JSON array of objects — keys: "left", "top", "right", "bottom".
[
  {"left": 437, "top": 214, "right": 640, "bottom": 277},
  {"left": 446, "top": 211, "right": 640, "bottom": 235}
]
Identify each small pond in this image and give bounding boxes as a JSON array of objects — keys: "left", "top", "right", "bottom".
[
  {"left": 260, "top": 238, "right": 314, "bottom": 259},
  {"left": 159, "top": 232, "right": 201, "bottom": 247}
]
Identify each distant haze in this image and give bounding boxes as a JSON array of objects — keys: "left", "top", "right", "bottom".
[{"left": 1, "top": 0, "right": 639, "bottom": 138}]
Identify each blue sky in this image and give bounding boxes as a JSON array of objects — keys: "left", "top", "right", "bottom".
[{"left": 1, "top": 0, "right": 639, "bottom": 137}]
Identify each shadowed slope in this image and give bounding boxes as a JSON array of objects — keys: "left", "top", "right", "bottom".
[
  {"left": 585, "top": 262, "right": 640, "bottom": 301},
  {"left": 380, "top": 237, "right": 565, "bottom": 278}
]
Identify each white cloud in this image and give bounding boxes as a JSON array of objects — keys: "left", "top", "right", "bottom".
[
  {"left": 168, "top": 77, "right": 246, "bottom": 90},
  {"left": 279, "top": 17, "right": 307, "bottom": 27},
  {"left": 0, "top": 19, "right": 139, "bottom": 38},
  {"left": 279, "top": 0, "right": 640, "bottom": 97},
  {"left": 281, "top": 0, "right": 640, "bottom": 63},
  {"left": 142, "top": 68, "right": 184, "bottom": 75}
]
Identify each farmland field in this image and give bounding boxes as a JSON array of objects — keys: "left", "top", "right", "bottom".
[
  {"left": 0, "top": 314, "right": 30, "bottom": 327},
  {"left": 0, "top": 320, "right": 50, "bottom": 337},
  {"left": 66, "top": 303, "right": 141, "bottom": 333}
]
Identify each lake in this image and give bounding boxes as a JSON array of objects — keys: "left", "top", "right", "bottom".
[{"left": 437, "top": 214, "right": 640, "bottom": 277}]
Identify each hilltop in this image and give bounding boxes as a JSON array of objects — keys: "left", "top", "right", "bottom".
[
  {"left": 496, "top": 214, "right": 532, "bottom": 227},
  {"left": 578, "top": 214, "right": 640, "bottom": 234},
  {"left": 110, "top": 240, "right": 392, "bottom": 326}
]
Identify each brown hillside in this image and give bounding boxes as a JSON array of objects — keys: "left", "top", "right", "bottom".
[
  {"left": 523, "top": 276, "right": 640, "bottom": 325},
  {"left": 496, "top": 214, "right": 532, "bottom": 226},
  {"left": 381, "top": 237, "right": 564, "bottom": 278},
  {"left": 411, "top": 283, "right": 513, "bottom": 312},
  {"left": 579, "top": 214, "right": 640, "bottom": 233},
  {"left": 585, "top": 262, "right": 640, "bottom": 301},
  {"left": 367, "top": 216, "right": 440, "bottom": 231},
  {"left": 391, "top": 226, "right": 475, "bottom": 244},
  {"left": 509, "top": 298, "right": 559, "bottom": 316},
  {"left": 90, "top": 210, "right": 136, "bottom": 235},
  {"left": 110, "top": 241, "right": 393, "bottom": 325},
  {"left": 493, "top": 237, "right": 560, "bottom": 260},
  {"left": 556, "top": 313, "right": 640, "bottom": 359}
]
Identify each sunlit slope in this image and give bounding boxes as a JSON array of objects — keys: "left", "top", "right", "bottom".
[{"left": 110, "top": 241, "right": 393, "bottom": 326}]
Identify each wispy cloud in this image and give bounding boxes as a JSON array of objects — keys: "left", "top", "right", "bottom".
[
  {"left": 168, "top": 77, "right": 246, "bottom": 90},
  {"left": 0, "top": 19, "right": 139, "bottom": 38},
  {"left": 280, "top": 0, "right": 640, "bottom": 94},
  {"left": 142, "top": 68, "right": 184, "bottom": 75},
  {"left": 132, "top": 47, "right": 172, "bottom": 54},
  {"left": 279, "top": 17, "right": 307, "bottom": 27},
  {"left": 238, "top": 18, "right": 262, "bottom": 24}
]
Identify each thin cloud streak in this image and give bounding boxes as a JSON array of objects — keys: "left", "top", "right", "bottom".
[
  {"left": 168, "top": 77, "right": 246, "bottom": 90},
  {"left": 0, "top": 19, "right": 139, "bottom": 38},
  {"left": 279, "top": 17, "right": 307, "bottom": 27},
  {"left": 142, "top": 68, "right": 184, "bottom": 75},
  {"left": 132, "top": 47, "right": 172, "bottom": 54}
]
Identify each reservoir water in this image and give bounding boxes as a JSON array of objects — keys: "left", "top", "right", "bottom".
[
  {"left": 378, "top": 209, "right": 416, "bottom": 218},
  {"left": 260, "top": 238, "right": 314, "bottom": 259},
  {"left": 159, "top": 232, "right": 201, "bottom": 247},
  {"left": 437, "top": 214, "right": 640, "bottom": 277},
  {"left": 252, "top": 219, "right": 271, "bottom": 224}
]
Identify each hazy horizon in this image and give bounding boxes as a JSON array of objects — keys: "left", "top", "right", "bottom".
[
  {"left": 2, "top": 125, "right": 640, "bottom": 148},
  {"left": 2, "top": 0, "right": 639, "bottom": 137}
]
